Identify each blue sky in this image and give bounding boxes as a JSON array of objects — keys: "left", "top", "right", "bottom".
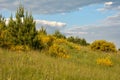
[{"left": 0, "top": 0, "right": 120, "bottom": 48}]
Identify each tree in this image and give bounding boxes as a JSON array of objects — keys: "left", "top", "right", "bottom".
[
  {"left": 0, "top": 15, "right": 9, "bottom": 47},
  {"left": 38, "top": 26, "right": 47, "bottom": 35},
  {"left": 7, "top": 5, "right": 37, "bottom": 48},
  {"left": 53, "top": 30, "right": 66, "bottom": 39},
  {"left": 7, "top": 15, "right": 18, "bottom": 45},
  {"left": 67, "top": 36, "right": 89, "bottom": 46}
]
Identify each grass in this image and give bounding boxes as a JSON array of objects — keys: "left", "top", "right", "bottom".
[{"left": 0, "top": 47, "right": 120, "bottom": 80}]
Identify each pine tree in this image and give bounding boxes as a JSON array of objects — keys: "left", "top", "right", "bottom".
[
  {"left": 38, "top": 26, "right": 47, "bottom": 35},
  {"left": 7, "top": 15, "right": 18, "bottom": 45},
  {"left": 7, "top": 5, "right": 37, "bottom": 48},
  {"left": 0, "top": 15, "right": 5, "bottom": 44},
  {"left": 22, "top": 11, "right": 36, "bottom": 47}
]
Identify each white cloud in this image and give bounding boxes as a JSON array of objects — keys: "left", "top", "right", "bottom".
[
  {"left": 35, "top": 20, "right": 67, "bottom": 34},
  {"left": 36, "top": 20, "right": 66, "bottom": 28},
  {"left": 65, "top": 31, "right": 88, "bottom": 35},
  {"left": 105, "top": 2, "right": 113, "bottom": 6}
]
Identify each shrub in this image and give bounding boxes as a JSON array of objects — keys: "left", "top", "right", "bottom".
[
  {"left": 96, "top": 56, "right": 113, "bottom": 66},
  {"left": 67, "top": 42, "right": 81, "bottom": 50},
  {"left": 36, "top": 34, "right": 56, "bottom": 49},
  {"left": 48, "top": 44, "right": 69, "bottom": 58},
  {"left": 54, "top": 38, "right": 80, "bottom": 51},
  {"left": 90, "top": 40, "right": 117, "bottom": 52}
]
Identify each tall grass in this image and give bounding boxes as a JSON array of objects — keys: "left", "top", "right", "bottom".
[{"left": 0, "top": 48, "right": 120, "bottom": 80}]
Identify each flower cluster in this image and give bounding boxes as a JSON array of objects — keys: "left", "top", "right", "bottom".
[
  {"left": 54, "top": 39, "right": 81, "bottom": 51},
  {"left": 38, "top": 35, "right": 56, "bottom": 48},
  {"left": 48, "top": 44, "right": 70, "bottom": 58},
  {"left": 96, "top": 56, "right": 113, "bottom": 66}
]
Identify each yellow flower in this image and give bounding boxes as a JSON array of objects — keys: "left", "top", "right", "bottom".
[
  {"left": 96, "top": 56, "right": 113, "bottom": 66},
  {"left": 48, "top": 44, "right": 69, "bottom": 58}
]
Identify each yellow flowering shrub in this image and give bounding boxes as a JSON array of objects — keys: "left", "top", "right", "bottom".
[
  {"left": 48, "top": 44, "right": 70, "bottom": 58},
  {"left": 54, "top": 39, "right": 80, "bottom": 51},
  {"left": 91, "top": 40, "right": 117, "bottom": 52},
  {"left": 96, "top": 56, "right": 113, "bottom": 66},
  {"left": 66, "top": 42, "right": 80, "bottom": 50},
  {"left": 38, "top": 35, "right": 56, "bottom": 49}
]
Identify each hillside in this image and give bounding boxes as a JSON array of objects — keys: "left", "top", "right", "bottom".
[{"left": 0, "top": 47, "right": 120, "bottom": 80}]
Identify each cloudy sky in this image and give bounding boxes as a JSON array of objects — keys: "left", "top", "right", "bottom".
[{"left": 0, "top": 0, "right": 120, "bottom": 48}]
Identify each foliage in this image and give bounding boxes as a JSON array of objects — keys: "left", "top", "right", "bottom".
[
  {"left": 90, "top": 40, "right": 117, "bottom": 52},
  {"left": 46, "top": 38, "right": 80, "bottom": 58},
  {"left": 53, "top": 30, "right": 66, "bottom": 39},
  {"left": 8, "top": 6, "right": 36, "bottom": 47},
  {"left": 0, "top": 15, "right": 11, "bottom": 48},
  {"left": 96, "top": 56, "right": 113, "bottom": 66},
  {"left": 54, "top": 38, "right": 81, "bottom": 51},
  {"left": 38, "top": 26, "right": 47, "bottom": 35},
  {"left": 37, "top": 34, "right": 56, "bottom": 49},
  {"left": 48, "top": 44, "right": 69, "bottom": 58},
  {"left": 0, "top": 5, "right": 37, "bottom": 49},
  {"left": 67, "top": 36, "right": 89, "bottom": 46}
]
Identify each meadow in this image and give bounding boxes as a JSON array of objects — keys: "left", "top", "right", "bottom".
[{"left": 0, "top": 47, "right": 120, "bottom": 80}]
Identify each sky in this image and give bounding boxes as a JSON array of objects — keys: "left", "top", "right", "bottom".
[{"left": 0, "top": 0, "right": 120, "bottom": 48}]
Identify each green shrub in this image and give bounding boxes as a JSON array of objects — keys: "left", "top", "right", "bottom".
[{"left": 90, "top": 40, "right": 117, "bottom": 52}]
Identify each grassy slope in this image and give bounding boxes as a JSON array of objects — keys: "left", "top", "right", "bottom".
[{"left": 0, "top": 47, "right": 120, "bottom": 80}]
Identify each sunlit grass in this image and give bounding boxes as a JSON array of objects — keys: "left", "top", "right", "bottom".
[{"left": 0, "top": 48, "right": 120, "bottom": 80}]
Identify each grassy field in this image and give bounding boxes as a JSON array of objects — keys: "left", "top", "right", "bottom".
[{"left": 0, "top": 47, "right": 120, "bottom": 80}]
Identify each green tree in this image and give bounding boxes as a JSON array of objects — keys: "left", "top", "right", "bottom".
[
  {"left": 7, "top": 5, "right": 37, "bottom": 48},
  {"left": 7, "top": 15, "right": 18, "bottom": 45},
  {"left": 38, "top": 26, "right": 47, "bottom": 35},
  {"left": 67, "top": 36, "right": 89, "bottom": 46},
  {"left": 53, "top": 30, "right": 66, "bottom": 39},
  {"left": 0, "top": 15, "right": 9, "bottom": 47}
]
